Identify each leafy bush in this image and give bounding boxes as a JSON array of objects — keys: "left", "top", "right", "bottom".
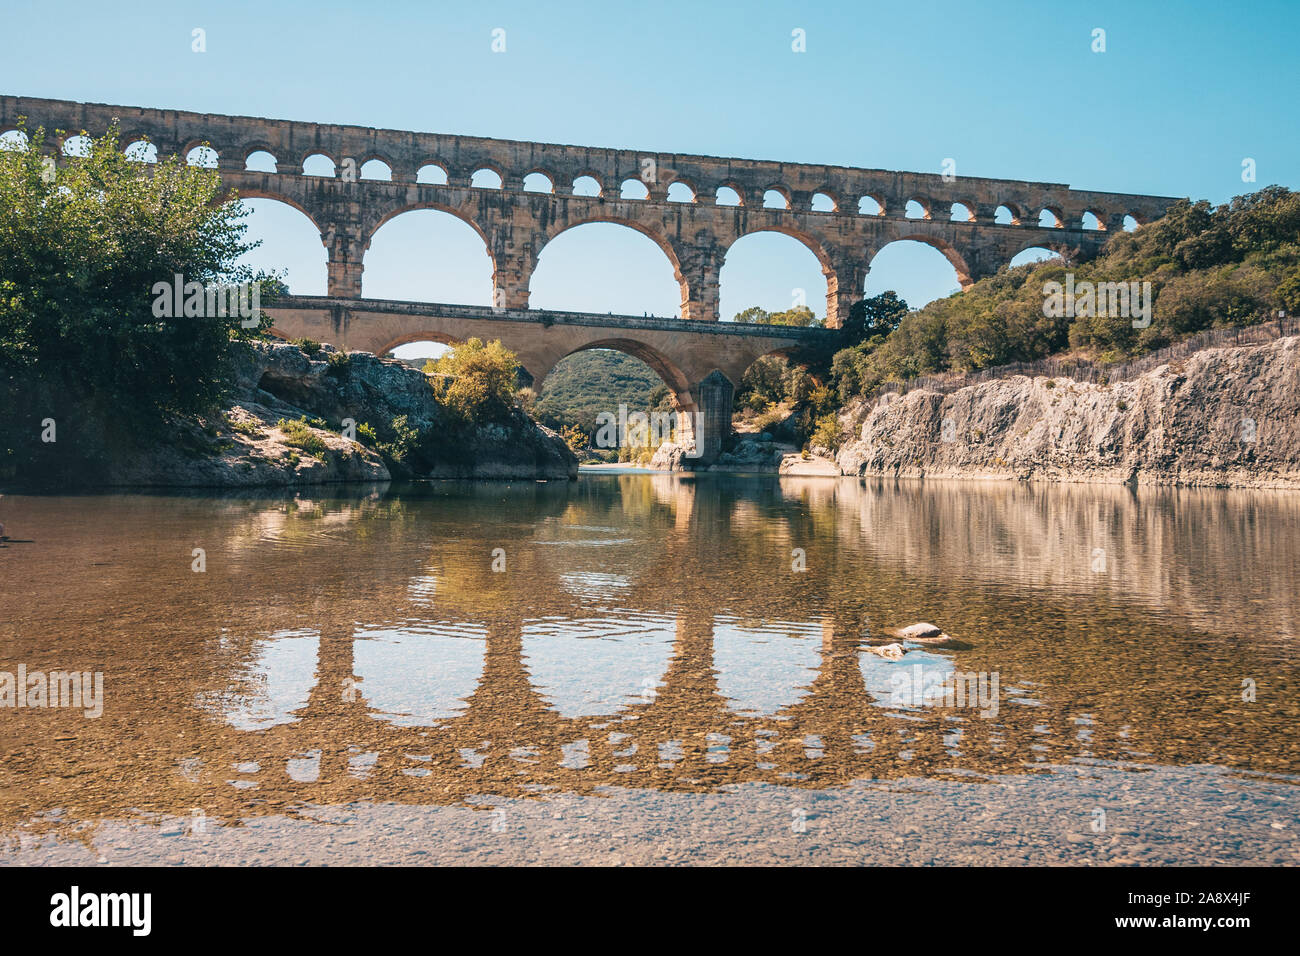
[
  {"left": 0, "top": 121, "right": 278, "bottom": 482},
  {"left": 325, "top": 351, "right": 351, "bottom": 377},
  {"left": 425, "top": 337, "right": 520, "bottom": 424},
  {"left": 809, "top": 413, "right": 846, "bottom": 453},
  {"left": 276, "top": 417, "right": 327, "bottom": 460}
]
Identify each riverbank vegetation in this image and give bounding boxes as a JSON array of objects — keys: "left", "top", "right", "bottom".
[
  {"left": 0, "top": 123, "right": 278, "bottom": 482},
  {"left": 830, "top": 186, "right": 1300, "bottom": 402}
]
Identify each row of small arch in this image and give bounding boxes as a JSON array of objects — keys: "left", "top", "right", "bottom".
[{"left": 7, "top": 129, "right": 1142, "bottom": 231}]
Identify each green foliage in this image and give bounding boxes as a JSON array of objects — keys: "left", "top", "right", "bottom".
[
  {"left": 426, "top": 337, "right": 519, "bottom": 424},
  {"left": 292, "top": 338, "right": 322, "bottom": 355},
  {"left": 840, "top": 291, "right": 909, "bottom": 346},
  {"left": 0, "top": 121, "right": 279, "bottom": 482},
  {"left": 828, "top": 186, "right": 1300, "bottom": 404},
  {"left": 325, "top": 350, "right": 351, "bottom": 378},
  {"left": 733, "top": 304, "right": 821, "bottom": 326},
  {"left": 533, "top": 349, "right": 668, "bottom": 434},
  {"left": 809, "top": 412, "right": 846, "bottom": 453},
  {"left": 558, "top": 423, "right": 588, "bottom": 455},
  {"left": 375, "top": 414, "right": 423, "bottom": 468},
  {"left": 276, "top": 417, "right": 327, "bottom": 460}
]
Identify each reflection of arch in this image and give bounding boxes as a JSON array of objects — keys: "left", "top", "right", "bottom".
[{"left": 879, "top": 234, "right": 972, "bottom": 287}]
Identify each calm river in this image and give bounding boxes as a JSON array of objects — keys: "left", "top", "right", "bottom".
[{"left": 1, "top": 474, "right": 1297, "bottom": 865}]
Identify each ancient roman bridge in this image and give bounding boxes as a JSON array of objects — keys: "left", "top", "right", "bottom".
[{"left": 2, "top": 95, "right": 1181, "bottom": 460}]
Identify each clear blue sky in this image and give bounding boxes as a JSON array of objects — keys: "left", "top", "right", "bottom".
[{"left": 4, "top": 0, "right": 1297, "bottom": 355}]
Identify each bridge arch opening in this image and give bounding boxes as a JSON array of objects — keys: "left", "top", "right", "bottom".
[
  {"left": 905, "top": 199, "right": 927, "bottom": 219},
  {"left": 1082, "top": 210, "right": 1104, "bottom": 231},
  {"left": 866, "top": 239, "right": 966, "bottom": 307},
  {"left": 471, "top": 168, "right": 503, "bottom": 189},
  {"left": 534, "top": 347, "right": 687, "bottom": 450},
  {"left": 302, "top": 153, "right": 335, "bottom": 177},
  {"left": 1038, "top": 208, "right": 1063, "bottom": 228},
  {"left": 360, "top": 158, "right": 392, "bottom": 181},
  {"left": 233, "top": 198, "right": 328, "bottom": 295},
  {"left": 995, "top": 204, "right": 1016, "bottom": 224},
  {"left": 720, "top": 230, "right": 829, "bottom": 324},
  {"left": 126, "top": 140, "right": 158, "bottom": 163},
  {"left": 762, "top": 188, "right": 790, "bottom": 210},
  {"left": 375, "top": 331, "right": 461, "bottom": 365},
  {"left": 666, "top": 181, "right": 695, "bottom": 203},
  {"left": 1010, "top": 246, "right": 1062, "bottom": 268},
  {"left": 416, "top": 163, "right": 448, "bottom": 185},
  {"left": 185, "top": 145, "right": 218, "bottom": 168},
  {"left": 858, "top": 195, "right": 883, "bottom": 216},
  {"left": 529, "top": 221, "right": 682, "bottom": 317},
  {"left": 537, "top": 339, "right": 695, "bottom": 414},
  {"left": 620, "top": 178, "right": 649, "bottom": 200},
  {"left": 363, "top": 208, "right": 494, "bottom": 305},
  {"left": 572, "top": 175, "right": 601, "bottom": 197},
  {"left": 1122, "top": 214, "right": 1139, "bottom": 232},
  {"left": 950, "top": 201, "right": 975, "bottom": 222},
  {"left": 716, "top": 185, "right": 742, "bottom": 206},
  {"left": 62, "top": 134, "right": 93, "bottom": 157},
  {"left": 244, "top": 149, "right": 276, "bottom": 172},
  {"left": 523, "top": 172, "right": 553, "bottom": 193},
  {"left": 811, "top": 192, "right": 836, "bottom": 212}
]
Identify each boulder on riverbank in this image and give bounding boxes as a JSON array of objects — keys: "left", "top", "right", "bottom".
[{"left": 94, "top": 341, "right": 578, "bottom": 488}]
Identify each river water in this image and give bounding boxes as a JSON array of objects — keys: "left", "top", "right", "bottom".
[{"left": 1, "top": 474, "right": 1297, "bottom": 865}]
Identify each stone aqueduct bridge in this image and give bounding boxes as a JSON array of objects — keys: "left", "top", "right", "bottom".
[{"left": 4, "top": 96, "right": 1180, "bottom": 459}]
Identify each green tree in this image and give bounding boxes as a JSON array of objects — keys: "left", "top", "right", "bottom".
[
  {"left": 0, "top": 122, "right": 275, "bottom": 481},
  {"left": 425, "top": 337, "right": 520, "bottom": 424},
  {"left": 840, "top": 291, "right": 909, "bottom": 345}
]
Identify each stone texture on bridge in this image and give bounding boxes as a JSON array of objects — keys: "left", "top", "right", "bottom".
[
  {"left": 3, "top": 95, "right": 1182, "bottom": 327},
  {"left": 1, "top": 95, "right": 1184, "bottom": 465}
]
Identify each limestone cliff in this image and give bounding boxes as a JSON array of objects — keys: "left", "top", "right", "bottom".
[
  {"left": 100, "top": 342, "right": 577, "bottom": 487},
  {"left": 833, "top": 335, "right": 1300, "bottom": 489}
]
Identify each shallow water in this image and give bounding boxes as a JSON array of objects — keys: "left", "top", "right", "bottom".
[{"left": 1, "top": 475, "right": 1297, "bottom": 865}]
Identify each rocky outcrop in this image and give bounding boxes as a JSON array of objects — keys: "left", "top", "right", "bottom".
[
  {"left": 835, "top": 335, "right": 1300, "bottom": 489},
  {"left": 101, "top": 342, "right": 577, "bottom": 487}
]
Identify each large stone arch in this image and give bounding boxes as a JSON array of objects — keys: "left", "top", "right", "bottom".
[
  {"left": 373, "top": 329, "right": 464, "bottom": 355},
  {"left": 530, "top": 336, "right": 695, "bottom": 410},
  {"left": 877, "top": 233, "right": 974, "bottom": 288},
  {"left": 531, "top": 216, "right": 688, "bottom": 314},
  {"left": 723, "top": 224, "right": 846, "bottom": 323},
  {"left": 359, "top": 200, "right": 499, "bottom": 300},
  {"left": 225, "top": 187, "right": 326, "bottom": 236}
]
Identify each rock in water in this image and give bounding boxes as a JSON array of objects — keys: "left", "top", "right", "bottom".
[
  {"left": 867, "top": 643, "right": 906, "bottom": 660},
  {"left": 896, "top": 623, "right": 943, "bottom": 639}
]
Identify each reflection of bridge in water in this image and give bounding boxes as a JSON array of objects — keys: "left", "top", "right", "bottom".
[{"left": 2, "top": 476, "right": 1295, "bottom": 848}]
